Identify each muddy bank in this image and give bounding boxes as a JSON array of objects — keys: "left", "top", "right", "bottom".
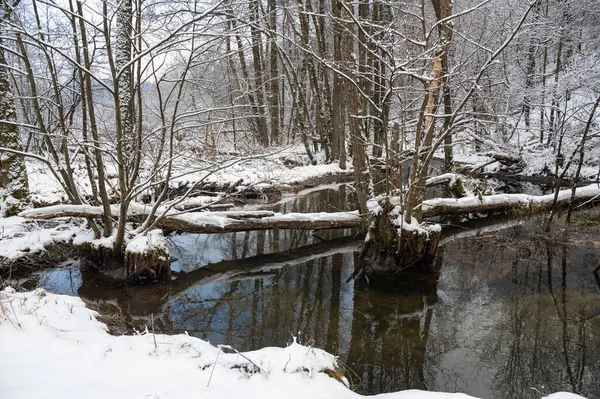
[{"left": 0, "top": 242, "right": 76, "bottom": 280}]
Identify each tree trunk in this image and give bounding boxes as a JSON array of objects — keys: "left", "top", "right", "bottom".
[
  {"left": 125, "top": 230, "right": 171, "bottom": 284},
  {"left": 267, "top": 0, "right": 280, "bottom": 144},
  {"left": 20, "top": 205, "right": 364, "bottom": 233},
  {"left": 250, "top": 0, "right": 269, "bottom": 146},
  {"left": 331, "top": 0, "right": 346, "bottom": 169},
  {"left": 341, "top": 0, "right": 371, "bottom": 214},
  {"left": 0, "top": 43, "right": 29, "bottom": 217}
]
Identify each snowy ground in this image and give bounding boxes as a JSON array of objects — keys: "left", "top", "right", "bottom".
[
  {"left": 26, "top": 146, "right": 350, "bottom": 207},
  {"left": 0, "top": 216, "right": 85, "bottom": 260},
  {"left": 449, "top": 122, "right": 600, "bottom": 180},
  {"left": 0, "top": 288, "right": 585, "bottom": 399}
]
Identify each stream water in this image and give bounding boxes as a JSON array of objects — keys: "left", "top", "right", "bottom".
[{"left": 35, "top": 183, "right": 600, "bottom": 399}]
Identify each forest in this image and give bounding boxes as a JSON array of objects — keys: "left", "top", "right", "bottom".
[{"left": 0, "top": 0, "right": 599, "bottom": 397}]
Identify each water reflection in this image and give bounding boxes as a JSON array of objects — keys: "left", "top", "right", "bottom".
[
  {"left": 161, "top": 252, "right": 357, "bottom": 351},
  {"left": 432, "top": 221, "right": 600, "bottom": 398},
  {"left": 39, "top": 266, "right": 82, "bottom": 296}
]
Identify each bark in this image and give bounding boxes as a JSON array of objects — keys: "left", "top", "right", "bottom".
[
  {"left": 298, "top": 0, "right": 330, "bottom": 159},
  {"left": 267, "top": 0, "right": 280, "bottom": 144},
  {"left": 125, "top": 230, "right": 171, "bottom": 283},
  {"left": 113, "top": 0, "right": 135, "bottom": 251},
  {"left": 331, "top": 0, "right": 346, "bottom": 168},
  {"left": 78, "top": 0, "right": 113, "bottom": 236},
  {"left": 250, "top": 0, "right": 269, "bottom": 146},
  {"left": 340, "top": 0, "right": 372, "bottom": 214},
  {"left": 565, "top": 95, "right": 600, "bottom": 224},
  {"left": 405, "top": 56, "right": 443, "bottom": 223},
  {"left": 0, "top": 42, "right": 29, "bottom": 217},
  {"left": 229, "top": 11, "right": 263, "bottom": 141},
  {"left": 432, "top": 0, "right": 454, "bottom": 172}
]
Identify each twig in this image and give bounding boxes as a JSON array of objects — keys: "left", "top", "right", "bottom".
[
  {"left": 151, "top": 313, "right": 157, "bottom": 349},
  {"left": 207, "top": 347, "right": 222, "bottom": 387},
  {"left": 0, "top": 302, "right": 19, "bottom": 330},
  {"left": 218, "top": 344, "right": 266, "bottom": 376}
]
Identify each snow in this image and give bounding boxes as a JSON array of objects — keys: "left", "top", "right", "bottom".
[
  {"left": 18, "top": 203, "right": 109, "bottom": 219},
  {"left": 26, "top": 162, "right": 67, "bottom": 205},
  {"left": 174, "top": 195, "right": 226, "bottom": 210},
  {"left": 126, "top": 229, "right": 168, "bottom": 255},
  {"left": 397, "top": 213, "right": 441, "bottom": 236},
  {"left": 0, "top": 216, "right": 83, "bottom": 260},
  {"left": 0, "top": 287, "right": 488, "bottom": 399},
  {"left": 21, "top": 148, "right": 352, "bottom": 210},
  {"left": 422, "top": 183, "right": 600, "bottom": 216}
]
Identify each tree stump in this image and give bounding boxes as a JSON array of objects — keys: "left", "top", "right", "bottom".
[
  {"left": 77, "top": 241, "right": 125, "bottom": 272},
  {"left": 124, "top": 230, "right": 171, "bottom": 284},
  {"left": 360, "top": 201, "right": 440, "bottom": 283}
]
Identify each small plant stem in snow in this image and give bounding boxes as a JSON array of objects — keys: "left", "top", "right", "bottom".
[
  {"left": 207, "top": 347, "right": 221, "bottom": 387},
  {"left": 151, "top": 313, "right": 157, "bottom": 349}
]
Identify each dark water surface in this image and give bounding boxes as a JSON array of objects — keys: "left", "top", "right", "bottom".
[{"left": 38, "top": 185, "right": 600, "bottom": 399}]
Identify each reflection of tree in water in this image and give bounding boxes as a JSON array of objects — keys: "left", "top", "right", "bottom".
[
  {"left": 345, "top": 253, "right": 441, "bottom": 394},
  {"left": 471, "top": 233, "right": 600, "bottom": 399},
  {"left": 164, "top": 246, "right": 442, "bottom": 395},
  {"left": 161, "top": 246, "right": 357, "bottom": 351}
]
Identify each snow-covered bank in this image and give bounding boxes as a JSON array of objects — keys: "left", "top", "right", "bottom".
[
  {"left": 0, "top": 216, "right": 84, "bottom": 260},
  {"left": 0, "top": 288, "right": 586, "bottom": 399},
  {"left": 25, "top": 147, "right": 353, "bottom": 207}
]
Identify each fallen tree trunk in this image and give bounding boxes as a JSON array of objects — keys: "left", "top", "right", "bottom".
[
  {"left": 360, "top": 200, "right": 441, "bottom": 283},
  {"left": 21, "top": 184, "right": 600, "bottom": 233},
  {"left": 421, "top": 183, "right": 600, "bottom": 218},
  {"left": 425, "top": 173, "right": 470, "bottom": 198},
  {"left": 19, "top": 205, "right": 363, "bottom": 233},
  {"left": 485, "top": 152, "right": 522, "bottom": 166}
]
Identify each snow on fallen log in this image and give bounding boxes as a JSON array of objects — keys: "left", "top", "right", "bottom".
[
  {"left": 156, "top": 210, "right": 363, "bottom": 233},
  {"left": 17, "top": 204, "right": 114, "bottom": 219},
  {"left": 425, "top": 173, "right": 471, "bottom": 197},
  {"left": 19, "top": 204, "right": 362, "bottom": 233},
  {"left": 425, "top": 173, "right": 462, "bottom": 187},
  {"left": 202, "top": 210, "right": 275, "bottom": 219},
  {"left": 421, "top": 184, "right": 600, "bottom": 218},
  {"left": 484, "top": 152, "right": 522, "bottom": 165},
  {"left": 173, "top": 195, "right": 235, "bottom": 211}
]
